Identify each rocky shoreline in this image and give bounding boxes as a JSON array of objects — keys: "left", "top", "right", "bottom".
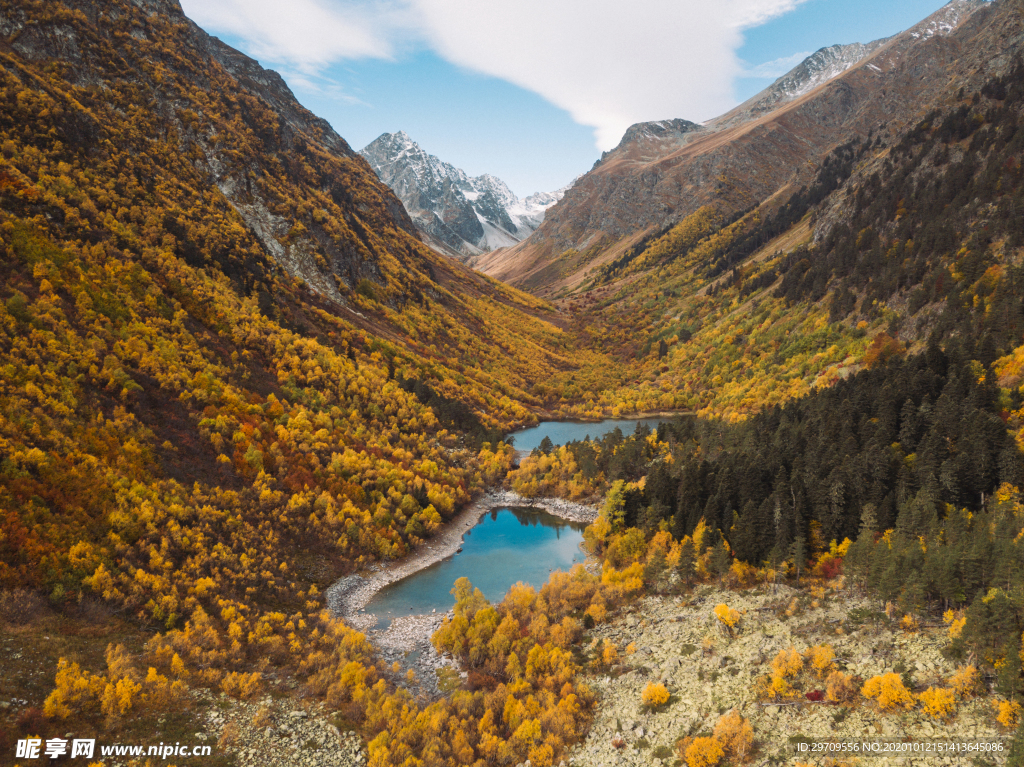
[{"left": 488, "top": 488, "right": 601, "bottom": 524}]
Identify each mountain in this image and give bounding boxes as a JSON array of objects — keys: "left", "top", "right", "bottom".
[
  {"left": 521, "top": 0, "right": 1024, "bottom": 424},
  {"left": 360, "top": 131, "right": 572, "bottom": 258},
  {"left": 474, "top": 0, "right": 994, "bottom": 296}
]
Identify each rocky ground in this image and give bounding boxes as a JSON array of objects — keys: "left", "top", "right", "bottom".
[
  {"left": 191, "top": 688, "right": 366, "bottom": 767},
  {"left": 564, "top": 584, "right": 1007, "bottom": 767}
]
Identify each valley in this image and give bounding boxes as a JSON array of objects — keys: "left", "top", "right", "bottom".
[{"left": 2, "top": 0, "right": 1024, "bottom": 765}]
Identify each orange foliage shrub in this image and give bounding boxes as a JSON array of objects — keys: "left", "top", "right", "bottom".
[
  {"left": 996, "top": 700, "right": 1022, "bottom": 728},
  {"left": 943, "top": 609, "right": 966, "bottom": 639},
  {"left": 770, "top": 647, "right": 803, "bottom": 679},
  {"left": 804, "top": 644, "right": 835, "bottom": 679},
  {"left": 948, "top": 665, "right": 979, "bottom": 698},
  {"left": 825, "top": 671, "right": 857, "bottom": 704},
  {"left": 714, "top": 603, "right": 741, "bottom": 634},
  {"left": 221, "top": 671, "right": 262, "bottom": 700},
  {"left": 918, "top": 687, "right": 956, "bottom": 720},
  {"left": 601, "top": 640, "right": 620, "bottom": 668}
]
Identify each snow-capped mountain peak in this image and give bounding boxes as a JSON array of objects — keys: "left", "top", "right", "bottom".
[{"left": 360, "top": 132, "right": 573, "bottom": 259}]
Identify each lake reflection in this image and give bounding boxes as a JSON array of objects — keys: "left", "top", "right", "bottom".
[{"left": 365, "top": 507, "right": 587, "bottom": 629}]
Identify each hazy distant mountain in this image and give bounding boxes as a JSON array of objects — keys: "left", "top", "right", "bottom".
[{"left": 360, "top": 131, "right": 573, "bottom": 259}]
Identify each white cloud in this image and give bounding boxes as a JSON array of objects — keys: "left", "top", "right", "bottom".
[
  {"left": 179, "top": 0, "right": 405, "bottom": 72},
  {"left": 729, "top": 0, "right": 807, "bottom": 28},
  {"left": 408, "top": 0, "right": 811, "bottom": 149},
  {"left": 743, "top": 50, "right": 812, "bottom": 79},
  {"left": 181, "top": 0, "right": 809, "bottom": 149}
]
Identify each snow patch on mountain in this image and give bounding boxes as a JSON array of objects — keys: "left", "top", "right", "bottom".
[
  {"left": 908, "top": 0, "right": 989, "bottom": 40},
  {"left": 360, "top": 132, "right": 573, "bottom": 259},
  {"left": 747, "top": 39, "right": 891, "bottom": 114}
]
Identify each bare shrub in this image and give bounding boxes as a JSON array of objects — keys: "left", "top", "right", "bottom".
[{"left": 0, "top": 589, "right": 47, "bottom": 625}]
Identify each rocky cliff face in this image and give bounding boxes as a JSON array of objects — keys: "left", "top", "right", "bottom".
[
  {"left": 475, "top": 0, "right": 996, "bottom": 295},
  {"left": 0, "top": 0, "right": 437, "bottom": 306},
  {"left": 360, "top": 131, "right": 572, "bottom": 259}
]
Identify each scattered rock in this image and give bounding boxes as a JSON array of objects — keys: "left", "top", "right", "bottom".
[
  {"left": 563, "top": 586, "right": 1001, "bottom": 767},
  {"left": 194, "top": 689, "right": 366, "bottom": 767}
]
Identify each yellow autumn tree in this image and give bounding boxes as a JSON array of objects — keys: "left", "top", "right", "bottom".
[
  {"left": 43, "top": 659, "right": 105, "bottom": 719},
  {"left": 684, "top": 736, "right": 724, "bottom": 767},
  {"left": 642, "top": 682, "right": 670, "bottom": 708},
  {"left": 713, "top": 710, "right": 753, "bottom": 763},
  {"left": 948, "top": 665, "right": 978, "bottom": 698},
  {"left": 862, "top": 673, "right": 914, "bottom": 712}
]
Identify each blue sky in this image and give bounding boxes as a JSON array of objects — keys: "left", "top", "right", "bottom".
[{"left": 182, "top": 0, "right": 957, "bottom": 197}]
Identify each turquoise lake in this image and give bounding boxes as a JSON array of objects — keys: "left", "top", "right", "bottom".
[
  {"left": 509, "top": 417, "right": 669, "bottom": 452},
  {"left": 366, "top": 507, "right": 587, "bottom": 626}
]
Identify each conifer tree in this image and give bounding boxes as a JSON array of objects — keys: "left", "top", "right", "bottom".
[
  {"left": 997, "top": 636, "right": 1024, "bottom": 703},
  {"left": 676, "top": 542, "right": 696, "bottom": 587},
  {"left": 790, "top": 536, "right": 806, "bottom": 583},
  {"left": 710, "top": 538, "right": 731, "bottom": 579}
]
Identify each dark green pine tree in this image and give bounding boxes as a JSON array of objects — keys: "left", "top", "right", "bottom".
[
  {"left": 676, "top": 540, "right": 696, "bottom": 587},
  {"left": 845, "top": 504, "right": 878, "bottom": 590},
  {"left": 790, "top": 536, "right": 807, "bottom": 583},
  {"left": 730, "top": 501, "right": 759, "bottom": 563},
  {"left": 822, "top": 465, "right": 849, "bottom": 543},
  {"left": 710, "top": 537, "right": 732, "bottom": 580},
  {"left": 640, "top": 499, "right": 670, "bottom": 532},
  {"left": 1005, "top": 721, "right": 1024, "bottom": 767},
  {"left": 927, "top": 545, "right": 965, "bottom": 610},
  {"left": 772, "top": 466, "right": 794, "bottom": 553},
  {"left": 963, "top": 587, "right": 1019, "bottom": 660},
  {"left": 898, "top": 398, "right": 921, "bottom": 447},
  {"left": 644, "top": 547, "right": 668, "bottom": 592}
]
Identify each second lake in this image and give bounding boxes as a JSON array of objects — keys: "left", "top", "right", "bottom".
[{"left": 510, "top": 417, "right": 671, "bottom": 452}]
